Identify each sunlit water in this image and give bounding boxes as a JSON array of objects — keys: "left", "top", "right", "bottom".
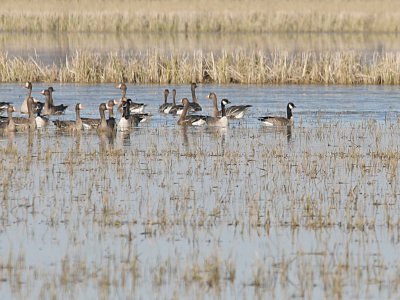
[{"left": 0, "top": 84, "right": 400, "bottom": 299}]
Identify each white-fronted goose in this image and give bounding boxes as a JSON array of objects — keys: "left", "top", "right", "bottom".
[
  {"left": 13, "top": 96, "right": 36, "bottom": 129},
  {"left": 207, "top": 92, "right": 252, "bottom": 119},
  {"left": 159, "top": 89, "right": 173, "bottom": 113},
  {"left": 81, "top": 100, "right": 118, "bottom": 129},
  {"left": 169, "top": 89, "right": 195, "bottom": 115},
  {"left": 205, "top": 99, "right": 230, "bottom": 127},
  {"left": 188, "top": 82, "right": 202, "bottom": 112},
  {"left": 0, "top": 105, "right": 17, "bottom": 133},
  {"left": 258, "top": 102, "right": 296, "bottom": 126},
  {"left": 98, "top": 103, "right": 116, "bottom": 133},
  {"left": 53, "top": 103, "right": 84, "bottom": 130},
  {"left": 116, "top": 83, "right": 146, "bottom": 113},
  {"left": 48, "top": 86, "right": 55, "bottom": 106},
  {"left": 41, "top": 89, "right": 68, "bottom": 115},
  {"left": 20, "top": 82, "right": 43, "bottom": 114},
  {"left": 177, "top": 98, "right": 206, "bottom": 126}
]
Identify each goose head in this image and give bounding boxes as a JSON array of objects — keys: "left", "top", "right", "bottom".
[{"left": 221, "top": 99, "right": 231, "bottom": 106}]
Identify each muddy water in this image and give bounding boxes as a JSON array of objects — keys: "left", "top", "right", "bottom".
[{"left": 0, "top": 84, "right": 400, "bottom": 299}]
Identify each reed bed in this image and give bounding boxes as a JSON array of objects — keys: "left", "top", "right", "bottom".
[
  {"left": 2, "top": 0, "right": 400, "bottom": 33},
  {"left": 2, "top": 11, "right": 400, "bottom": 34},
  {"left": 2, "top": 50, "right": 400, "bottom": 84}
]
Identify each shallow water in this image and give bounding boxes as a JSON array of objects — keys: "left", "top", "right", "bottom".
[{"left": 0, "top": 84, "right": 400, "bottom": 299}]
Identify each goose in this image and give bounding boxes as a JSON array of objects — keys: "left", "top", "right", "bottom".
[
  {"left": 189, "top": 82, "right": 202, "bottom": 111},
  {"left": 116, "top": 83, "right": 146, "bottom": 113},
  {"left": 0, "top": 102, "right": 11, "bottom": 115},
  {"left": 117, "top": 100, "right": 131, "bottom": 132},
  {"left": 169, "top": 89, "right": 195, "bottom": 115},
  {"left": 258, "top": 102, "right": 296, "bottom": 126},
  {"left": 48, "top": 86, "right": 55, "bottom": 106},
  {"left": 13, "top": 96, "right": 37, "bottom": 130},
  {"left": 41, "top": 89, "right": 68, "bottom": 115},
  {"left": 81, "top": 99, "right": 118, "bottom": 129},
  {"left": 20, "top": 82, "right": 44, "bottom": 114},
  {"left": 0, "top": 105, "right": 17, "bottom": 133},
  {"left": 205, "top": 99, "right": 230, "bottom": 127},
  {"left": 177, "top": 98, "right": 206, "bottom": 126},
  {"left": 35, "top": 106, "right": 49, "bottom": 128},
  {"left": 169, "top": 89, "right": 184, "bottom": 115},
  {"left": 97, "top": 103, "right": 116, "bottom": 133},
  {"left": 159, "top": 89, "right": 173, "bottom": 113},
  {"left": 207, "top": 92, "right": 252, "bottom": 119},
  {"left": 53, "top": 103, "right": 84, "bottom": 131},
  {"left": 107, "top": 99, "right": 117, "bottom": 122}
]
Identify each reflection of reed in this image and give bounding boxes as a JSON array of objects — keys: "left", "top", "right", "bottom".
[
  {"left": 179, "top": 126, "right": 189, "bottom": 150},
  {"left": 98, "top": 132, "right": 115, "bottom": 152},
  {"left": 3, "top": 32, "right": 397, "bottom": 61},
  {"left": 286, "top": 125, "right": 292, "bottom": 143}
]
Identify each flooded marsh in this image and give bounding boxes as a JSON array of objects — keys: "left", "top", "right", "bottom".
[{"left": 0, "top": 84, "right": 400, "bottom": 299}]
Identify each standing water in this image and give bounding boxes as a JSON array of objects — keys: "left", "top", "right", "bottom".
[{"left": 0, "top": 83, "right": 400, "bottom": 299}]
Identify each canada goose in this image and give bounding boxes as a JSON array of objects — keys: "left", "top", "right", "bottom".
[
  {"left": 117, "top": 100, "right": 131, "bottom": 132},
  {"left": 20, "top": 82, "right": 44, "bottom": 114},
  {"left": 35, "top": 107, "right": 49, "bottom": 128},
  {"left": 0, "top": 102, "right": 11, "bottom": 114},
  {"left": 98, "top": 103, "right": 116, "bottom": 133},
  {"left": 116, "top": 83, "right": 146, "bottom": 113},
  {"left": 53, "top": 103, "right": 84, "bottom": 130},
  {"left": 41, "top": 89, "right": 68, "bottom": 115},
  {"left": 159, "top": 89, "right": 173, "bottom": 113},
  {"left": 177, "top": 98, "right": 206, "bottom": 126},
  {"left": 205, "top": 99, "right": 230, "bottom": 127},
  {"left": 0, "top": 105, "right": 17, "bottom": 133},
  {"left": 126, "top": 99, "right": 148, "bottom": 127},
  {"left": 207, "top": 92, "right": 252, "bottom": 119},
  {"left": 258, "top": 102, "right": 296, "bottom": 126}
]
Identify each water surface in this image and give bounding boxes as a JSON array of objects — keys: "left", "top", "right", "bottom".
[{"left": 0, "top": 84, "right": 400, "bottom": 299}]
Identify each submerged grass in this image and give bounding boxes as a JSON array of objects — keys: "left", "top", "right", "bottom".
[
  {"left": 1, "top": 119, "right": 400, "bottom": 299},
  {"left": 2, "top": 0, "right": 400, "bottom": 33},
  {"left": 2, "top": 50, "right": 400, "bottom": 84}
]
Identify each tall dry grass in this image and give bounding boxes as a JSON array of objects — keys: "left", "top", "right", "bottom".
[
  {"left": 2, "top": 0, "right": 400, "bottom": 33},
  {"left": 1, "top": 50, "right": 400, "bottom": 84}
]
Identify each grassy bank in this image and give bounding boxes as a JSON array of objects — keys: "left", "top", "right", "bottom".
[
  {"left": 2, "top": 0, "right": 400, "bottom": 33},
  {"left": 1, "top": 50, "right": 400, "bottom": 85}
]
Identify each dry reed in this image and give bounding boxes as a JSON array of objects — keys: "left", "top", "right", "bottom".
[
  {"left": 2, "top": 0, "right": 400, "bottom": 33},
  {"left": 1, "top": 50, "right": 400, "bottom": 84}
]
